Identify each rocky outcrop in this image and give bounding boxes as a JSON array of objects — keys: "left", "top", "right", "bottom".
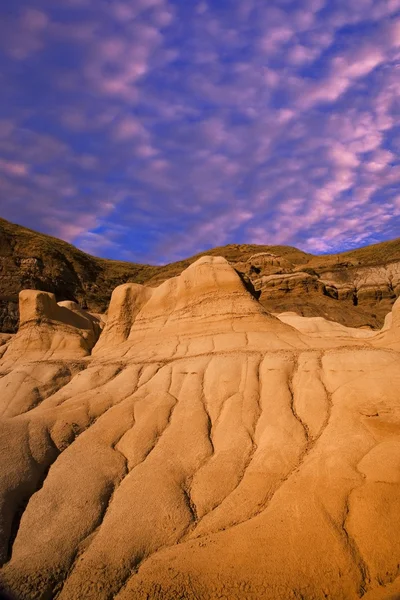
[
  {"left": 1, "top": 217, "right": 400, "bottom": 334},
  {"left": 244, "top": 252, "right": 400, "bottom": 329},
  {"left": 2, "top": 290, "right": 101, "bottom": 363},
  {"left": 0, "top": 257, "right": 399, "bottom": 600},
  {"left": 371, "top": 296, "right": 400, "bottom": 351},
  {"left": 318, "top": 261, "right": 400, "bottom": 303},
  {"left": 94, "top": 256, "right": 304, "bottom": 361},
  {"left": 93, "top": 283, "right": 153, "bottom": 351},
  {"left": 276, "top": 311, "right": 376, "bottom": 339},
  {"left": 0, "top": 217, "right": 157, "bottom": 334}
]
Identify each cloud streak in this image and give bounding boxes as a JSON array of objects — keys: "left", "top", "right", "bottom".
[{"left": 0, "top": 0, "right": 399, "bottom": 263}]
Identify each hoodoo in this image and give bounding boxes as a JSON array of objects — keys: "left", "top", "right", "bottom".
[{"left": 94, "top": 256, "right": 306, "bottom": 360}]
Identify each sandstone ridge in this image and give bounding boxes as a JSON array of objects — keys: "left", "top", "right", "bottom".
[{"left": 0, "top": 256, "right": 399, "bottom": 600}]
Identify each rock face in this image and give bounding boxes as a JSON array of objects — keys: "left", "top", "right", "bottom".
[
  {"left": 242, "top": 251, "right": 400, "bottom": 329},
  {"left": 370, "top": 296, "right": 400, "bottom": 351},
  {"left": 94, "top": 256, "right": 304, "bottom": 361},
  {"left": 2, "top": 290, "right": 101, "bottom": 364},
  {"left": 0, "top": 256, "right": 399, "bottom": 600},
  {"left": 1, "top": 216, "right": 400, "bottom": 333}
]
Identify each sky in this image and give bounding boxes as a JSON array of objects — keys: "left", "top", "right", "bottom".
[{"left": 0, "top": 0, "right": 400, "bottom": 264}]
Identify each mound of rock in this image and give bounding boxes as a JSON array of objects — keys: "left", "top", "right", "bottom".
[
  {"left": 276, "top": 311, "right": 376, "bottom": 339},
  {"left": 0, "top": 256, "right": 399, "bottom": 600},
  {"left": 94, "top": 256, "right": 305, "bottom": 359},
  {"left": 2, "top": 290, "right": 101, "bottom": 363}
]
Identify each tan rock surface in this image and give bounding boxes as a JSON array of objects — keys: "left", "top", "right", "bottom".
[
  {"left": 2, "top": 291, "right": 101, "bottom": 364},
  {"left": 0, "top": 257, "right": 399, "bottom": 600},
  {"left": 371, "top": 296, "right": 400, "bottom": 351},
  {"left": 276, "top": 311, "right": 376, "bottom": 339}
]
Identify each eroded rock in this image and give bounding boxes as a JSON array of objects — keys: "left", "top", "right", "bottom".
[
  {"left": 2, "top": 290, "right": 101, "bottom": 363},
  {"left": 0, "top": 257, "right": 399, "bottom": 600}
]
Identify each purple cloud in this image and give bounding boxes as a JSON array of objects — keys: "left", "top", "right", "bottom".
[{"left": 0, "top": 0, "right": 399, "bottom": 263}]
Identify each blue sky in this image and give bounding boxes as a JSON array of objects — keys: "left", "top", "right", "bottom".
[{"left": 0, "top": 0, "right": 399, "bottom": 264}]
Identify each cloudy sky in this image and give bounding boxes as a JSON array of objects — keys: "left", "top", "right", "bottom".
[{"left": 0, "top": 0, "right": 400, "bottom": 263}]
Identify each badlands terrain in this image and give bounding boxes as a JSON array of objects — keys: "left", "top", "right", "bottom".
[
  {"left": 0, "top": 254, "right": 399, "bottom": 600},
  {"left": 1, "top": 217, "right": 400, "bottom": 334}
]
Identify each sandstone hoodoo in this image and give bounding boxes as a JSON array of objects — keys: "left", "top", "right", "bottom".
[
  {"left": 0, "top": 256, "right": 399, "bottom": 600},
  {"left": 94, "top": 256, "right": 306, "bottom": 361}
]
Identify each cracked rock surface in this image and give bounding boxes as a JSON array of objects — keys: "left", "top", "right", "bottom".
[{"left": 0, "top": 256, "right": 399, "bottom": 600}]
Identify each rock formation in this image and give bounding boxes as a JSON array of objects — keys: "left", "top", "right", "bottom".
[
  {"left": 94, "top": 256, "right": 305, "bottom": 361},
  {"left": 370, "top": 296, "right": 400, "bottom": 351},
  {"left": 2, "top": 290, "right": 101, "bottom": 364},
  {"left": 242, "top": 251, "right": 400, "bottom": 329},
  {"left": 0, "top": 217, "right": 156, "bottom": 334},
  {"left": 0, "top": 256, "right": 399, "bottom": 600},
  {"left": 1, "top": 217, "right": 400, "bottom": 334}
]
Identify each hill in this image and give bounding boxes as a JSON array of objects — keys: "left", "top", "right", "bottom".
[{"left": 0, "top": 216, "right": 399, "bottom": 332}]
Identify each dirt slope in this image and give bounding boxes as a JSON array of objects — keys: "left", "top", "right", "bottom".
[
  {"left": 1, "top": 217, "right": 400, "bottom": 332},
  {"left": 0, "top": 257, "right": 399, "bottom": 600}
]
